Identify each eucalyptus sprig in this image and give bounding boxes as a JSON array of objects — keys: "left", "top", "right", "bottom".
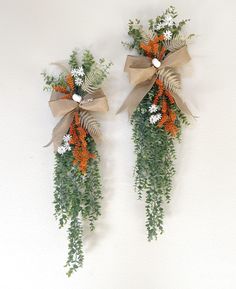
[
  {"left": 43, "top": 50, "right": 111, "bottom": 276},
  {"left": 124, "top": 7, "right": 192, "bottom": 240}
]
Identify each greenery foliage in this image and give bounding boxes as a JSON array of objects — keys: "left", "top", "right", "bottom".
[
  {"left": 123, "top": 6, "right": 190, "bottom": 52},
  {"left": 43, "top": 50, "right": 110, "bottom": 276},
  {"left": 125, "top": 7, "right": 191, "bottom": 240},
  {"left": 54, "top": 137, "right": 102, "bottom": 276},
  {"left": 131, "top": 88, "right": 188, "bottom": 240}
]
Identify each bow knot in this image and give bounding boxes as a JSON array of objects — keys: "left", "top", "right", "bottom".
[
  {"left": 117, "top": 46, "right": 193, "bottom": 117},
  {"left": 46, "top": 88, "right": 108, "bottom": 151}
]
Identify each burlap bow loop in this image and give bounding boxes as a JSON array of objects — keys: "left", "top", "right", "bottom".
[
  {"left": 79, "top": 89, "right": 109, "bottom": 112},
  {"left": 49, "top": 99, "right": 78, "bottom": 117},
  {"left": 117, "top": 46, "right": 192, "bottom": 117},
  {"left": 124, "top": 55, "right": 155, "bottom": 85},
  {"left": 49, "top": 88, "right": 108, "bottom": 117},
  {"left": 46, "top": 88, "right": 108, "bottom": 151}
]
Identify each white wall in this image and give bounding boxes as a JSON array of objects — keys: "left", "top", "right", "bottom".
[{"left": 0, "top": 0, "right": 235, "bottom": 288}]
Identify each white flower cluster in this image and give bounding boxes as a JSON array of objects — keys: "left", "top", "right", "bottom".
[
  {"left": 163, "top": 30, "right": 172, "bottom": 40},
  {"left": 149, "top": 104, "right": 159, "bottom": 113},
  {"left": 71, "top": 67, "right": 85, "bottom": 87},
  {"left": 154, "top": 14, "right": 174, "bottom": 40},
  {"left": 164, "top": 15, "right": 175, "bottom": 27},
  {"left": 57, "top": 134, "right": 72, "bottom": 155},
  {"left": 149, "top": 104, "right": 162, "bottom": 124},
  {"left": 149, "top": 113, "right": 162, "bottom": 124}
]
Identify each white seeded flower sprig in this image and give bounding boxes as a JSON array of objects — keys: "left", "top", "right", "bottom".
[
  {"left": 149, "top": 104, "right": 159, "bottom": 113},
  {"left": 63, "top": 134, "right": 72, "bottom": 143},
  {"left": 155, "top": 22, "right": 164, "bottom": 31},
  {"left": 149, "top": 104, "right": 162, "bottom": 125},
  {"left": 154, "top": 13, "right": 175, "bottom": 31},
  {"left": 57, "top": 134, "right": 72, "bottom": 155},
  {"left": 163, "top": 30, "right": 172, "bottom": 40},
  {"left": 71, "top": 67, "right": 85, "bottom": 87},
  {"left": 71, "top": 67, "right": 84, "bottom": 77},
  {"left": 75, "top": 78, "right": 83, "bottom": 86},
  {"left": 57, "top": 146, "right": 67, "bottom": 155},
  {"left": 149, "top": 113, "right": 162, "bottom": 124},
  {"left": 163, "top": 15, "right": 175, "bottom": 27}
]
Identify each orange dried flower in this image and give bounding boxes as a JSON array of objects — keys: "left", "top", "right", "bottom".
[
  {"left": 66, "top": 74, "right": 75, "bottom": 91},
  {"left": 158, "top": 46, "right": 166, "bottom": 61},
  {"left": 152, "top": 43, "right": 159, "bottom": 55},
  {"left": 69, "top": 112, "right": 96, "bottom": 174},
  {"left": 53, "top": 74, "right": 76, "bottom": 100},
  {"left": 153, "top": 79, "right": 164, "bottom": 104},
  {"left": 158, "top": 106, "right": 178, "bottom": 137},
  {"left": 53, "top": 85, "right": 68, "bottom": 94},
  {"left": 169, "top": 110, "right": 176, "bottom": 122},
  {"left": 153, "top": 95, "right": 160, "bottom": 105},
  {"left": 165, "top": 90, "right": 175, "bottom": 104},
  {"left": 164, "top": 121, "right": 178, "bottom": 137},
  {"left": 151, "top": 72, "right": 178, "bottom": 137},
  {"left": 161, "top": 99, "right": 168, "bottom": 113},
  {"left": 140, "top": 43, "right": 152, "bottom": 55},
  {"left": 140, "top": 34, "right": 165, "bottom": 58},
  {"left": 152, "top": 35, "right": 160, "bottom": 43},
  {"left": 61, "top": 93, "right": 73, "bottom": 100},
  {"left": 158, "top": 113, "right": 168, "bottom": 127}
]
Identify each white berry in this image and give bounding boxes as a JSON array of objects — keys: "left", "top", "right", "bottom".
[
  {"left": 152, "top": 58, "right": 161, "bottom": 68},
  {"left": 72, "top": 94, "right": 82, "bottom": 103}
]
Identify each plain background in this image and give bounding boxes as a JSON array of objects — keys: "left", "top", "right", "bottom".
[{"left": 0, "top": 0, "right": 235, "bottom": 288}]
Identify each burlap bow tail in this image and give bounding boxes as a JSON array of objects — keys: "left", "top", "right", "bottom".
[
  {"left": 46, "top": 89, "right": 108, "bottom": 151},
  {"left": 117, "top": 46, "right": 192, "bottom": 117}
]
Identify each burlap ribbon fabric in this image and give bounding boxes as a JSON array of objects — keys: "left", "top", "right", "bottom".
[
  {"left": 117, "top": 46, "right": 192, "bottom": 117},
  {"left": 46, "top": 88, "right": 108, "bottom": 151}
]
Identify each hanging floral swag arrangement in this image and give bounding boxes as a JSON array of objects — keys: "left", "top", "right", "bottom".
[
  {"left": 42, "top": 50, "right": 111, "bottom": 276},
  {"left": 118, "top": 6, "right": 194, "bottom": 241}
]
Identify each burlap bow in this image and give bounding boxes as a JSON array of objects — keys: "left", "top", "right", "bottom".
[
  {"left": 117, "top": 46, "right": 192, "bottom": 117},
  {"left": 46, "top": 88, "right": 108, "bottom": 151}
]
